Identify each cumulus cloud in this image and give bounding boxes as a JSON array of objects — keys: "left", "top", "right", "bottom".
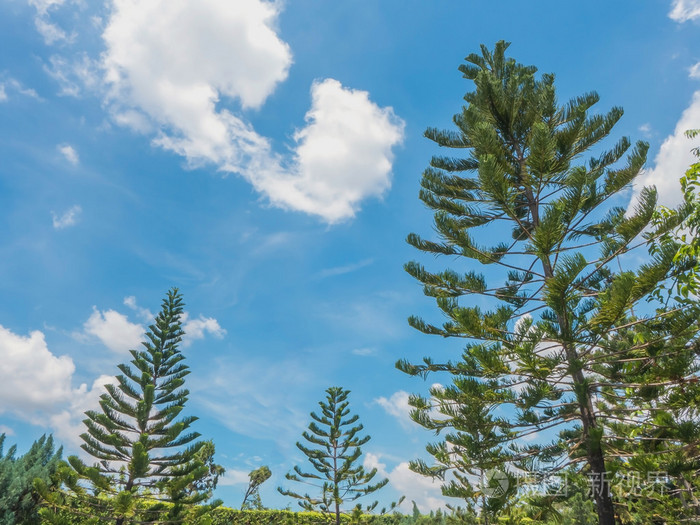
[
  {"left": 0, "top": 323, "right": 114, "bottom": 451},
  {"left": 375, "top": 391, "right": 413, "bottom": 429},
  {"left": 58, "top": 143, "right": 79, "bottom": 164},
  {"left": 96, "top": 0, "right": 403, "bottom": 222},
  {"left": 629, "top": 91, "right": 700, "bottom": 211},
  {"left": 181, "top": 312, "right": 226, "bottom": 347},
  {"left": 253, "top": 80, "right": 404, "bottom": 222},
  {"left": 82, "top": 307, "right": 145, "bottom": 353},
  {"left": 48, "top": 374, "right": 116, "bottom": 450},
  {"left": 51, "top": 204, "right": 82, "bottom": 229},
  {"left": 218, "top": 468, "right": 250, "bottom": 487},
  {"left": 364, "top": 453, "right": 448, "bottom": 513},
  {"left": 669, "top": 0, "right": 700, "bottom": 21},
  {"left": 85, "top": 297, "right": 224, "bottom": 351},
  {"left": 0, "top": 325, "right": 75, "bottom": 414}
]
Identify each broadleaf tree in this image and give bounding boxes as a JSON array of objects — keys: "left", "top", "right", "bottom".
[
  {"left": 398, "top": 41, "right": 700, "bottom": 525},
  {"left": 278, "top": 387, "right": 391, "bottom": 525},
  {"left": 241, "top": 465, "right": 271, "bottom": 510},
  {"left": 38, "top": 288, "right": 222, "bottom": 525}
]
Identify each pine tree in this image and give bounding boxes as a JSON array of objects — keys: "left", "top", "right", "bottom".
[
  {"left": 38, "top": 288, "right": 222, "bottom": 524},
  {"left": 0, "top": 434, "right": 62, "bottom": 525},
  {"left": 278, "top": 387, "right": 389, "bottom": 525},
  {"left": 398, "top": 41, "right": 700, "bottom": 525}
]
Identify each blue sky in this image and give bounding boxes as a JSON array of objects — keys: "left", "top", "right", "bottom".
[{"left": 1, "top": 0, "right": 699, "bottom": 513}]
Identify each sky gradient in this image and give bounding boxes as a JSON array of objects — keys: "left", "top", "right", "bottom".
[{"left": 1, "top": 0, "right": 700, "bottom": 512}]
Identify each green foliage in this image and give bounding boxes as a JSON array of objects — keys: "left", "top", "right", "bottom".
[
  {"left": 0, "top": 434, "right": 62, "bottom": 525},
  {"left": 400, "top": 41, "right": 700, "bottom": 525},
  {"left": 38, "top": 288, "right": 222, "bottom": 524},
  {"left": 198, "top": 507, "right": 466, "bottom": 525},
  {"left": 242, "top": 465, "right": 272, "bottom": 510},
  {"left": 279, "top": 387, "right": 393, "bottom": 525}
]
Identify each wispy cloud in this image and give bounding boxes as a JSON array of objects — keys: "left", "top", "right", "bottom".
[
  {"left": 669, "top": 0, "right": 700, "bottom": 22},
  {"left": 351, "top": 347, "right": 376, "bottom": 356},
  {"left": 194, "top": 356, "right": 316, "bottom": 446},
  {"left": 0, "top": 77, "right": 40, "bottom": 102},
  {"left": 317, "top": 258, "right": 374, "bottom": 279},
  {"left": 51, "top": 204, "right": 82, "bottom": 229},
  {"left": 58, "top": 144, "right": 79, "bottom": 165},
  {"left": 690, "top": 61, "right": 700, "bottom": 79}
]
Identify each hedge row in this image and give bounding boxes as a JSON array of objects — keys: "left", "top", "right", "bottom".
[
  {"left": 46, "top": 506, "right": 453, "bottom": 525},
  {"left": 203, "top": 508, "right": 450, "bottom": 525}
]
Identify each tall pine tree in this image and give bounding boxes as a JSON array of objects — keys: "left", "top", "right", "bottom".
[
  {"left": 278, "top": 387, "right": 389, "bottom": 525},
  {"left": 38, "top": 288, "right": 221, "bottom": 524},
  {"left": 399, "top": 41, "right": 700, "bottom": 525}
]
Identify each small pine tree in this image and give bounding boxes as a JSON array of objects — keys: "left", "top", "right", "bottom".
[
  {"left": 278, "top": 387, "right": 389, "bottom": 525},
  {"left": 0, "top": 434, "right": 62, "bottom": 525},
  {"left": 38, "top": 288, "right": 221, "bottom": 524}
]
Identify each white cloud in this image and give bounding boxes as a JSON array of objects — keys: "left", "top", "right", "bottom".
[
  {"left": 45, "top": 54, "right": 101, "bottom": 97},
  {"left": 352, "top": 347, "right": 376, "bottom": 356},
  {"left": 28, "top": 0, "right": 67, "bottom": 17},
  {"left": 251, "top": 79, "right": 405, "bottom": 222},
  {"left": 0, "top": 78, "right": 40, "bottom": 102},
  {"left": 318, "top": 258, "right": 374, "bottom": 279},
  {"left": 0, "top": 324, "right": 115, "bottom": 451},
  {"left": 48, "top": 374, "right": 117, "bottom": 450},
  {"left": 218, "top": 468, "right": 250, "bottom": 487},
  {"left": 196, "top": 357, "right": 312, "bottom": 445},
  {"left": 181, "top": 312, "right": 226, "bottom": 347},
  {"left": 364, "top": 453, "right": 448, "bottom": 513},
  {"left": 375, "top": 391, "right": 413, "bottom": 430},
  {"left": 35, "top": 17, "right": 70, "bottom": 44},
  {"left": 51, "top": 204, "right": 82, "bottom": 229},
  {"left": 123, "top": 295, "right": 153, "bottom": 321},
  {"left": 97, "top": 0, "right": 403, "bottom": 222},
  {"left": 629, "top": 91, "right": 700, "bottom": 211},
  {"left": 0, "top": 325, "right": 75, "bottom": 414},
  {"left": 690, "top": 62, "right": 700, "bottom": 79},
  {"left": 82, "top": 307, "right": 144, "bottom": 353},
  {"left": 58, "top": 143, "right": 79, "bottom": 165},
  {"left": 28, "top": 0, "right": 75, "bottom": 45},
  {"left": 0, "top": 425, "right": 14, "bottom": 436},
  {"left": 639, "top": 123, "right": 652, "bottom": 137},
  {"left": 669, "top": 0, "right": 700, "bottom": 21}
]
